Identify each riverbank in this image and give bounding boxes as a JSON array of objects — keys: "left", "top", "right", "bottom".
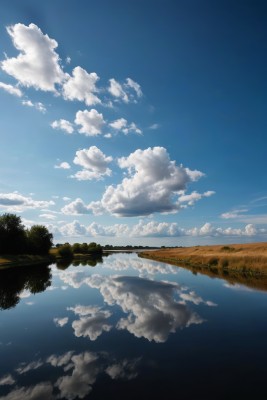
[
  {"left": 0, "top": 249, "right": 103, "bottom": 269},
  {"left": 0, "top": 254, "right": 55, "bottom": 269},
  {"left": 140, "top": 242, "right": 267, "bottom": 291}
]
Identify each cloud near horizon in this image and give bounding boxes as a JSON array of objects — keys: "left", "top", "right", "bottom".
[{"left": 50, "top": 219, "right": 267, "bottom": 240}]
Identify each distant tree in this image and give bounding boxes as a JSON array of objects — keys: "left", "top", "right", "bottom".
[
  {"left": 80, "top": 243, "right": 89, "bottom": 253},
  {"left": 72, "top": 243, "right": 82, "bottom": 253},
  {"left": 27, "top": 225, "right": 53, "bottom": 255},
  {"left": 58, "top": 243, "right": 73, "bottom": 259},
  {"left": 0, "top": 213, "right": 26, "bottom": 254}
]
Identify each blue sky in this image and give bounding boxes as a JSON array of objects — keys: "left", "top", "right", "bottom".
[{"left": 0, "top": 0, "right": 267, "bottom": 246}]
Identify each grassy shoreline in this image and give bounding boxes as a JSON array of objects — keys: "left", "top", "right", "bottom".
[
  {"left": 0, "top": 249, "right": 102, "bottom": 269},
  {"left": 140, "top": 242, "right": 267, "bottom": 291},
  {"left": 0, "top": 254, "right": 55, "bottom": 269}
]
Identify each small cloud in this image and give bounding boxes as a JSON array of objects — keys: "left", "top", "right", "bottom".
[
  {"left": 220, "top": 209, "right": 249, "bottom": 219},
  {"left": 39, "top": 213, "right": 57, "bottom": 220},
  {"left": 35, "top": 102, "right": 46, "bottom": 113},
  {"left": 108, "top": 78, "right": 129, "bottom": 103},
  {"left": 54, "top": 161, "right": 71, "bottom": 169},
  {"left": 71, "top": 146, "right": 112, "bottom": 181},
  {"left": 22, "top": 100, "right": 34, "bottom": 107},
  {"left": 0, "top": 374, "right": 15, "bottom": 386},
  {"left": 74, "top": 109, "right": 105, "bottom": 136},
  {"left": 109, "top": 118, "right": 142, "bottom": 135},
  {"left": 148, "top": 123, "right": 160, "bottom": 130},
  {"left": 62, "top": 66, "right": 101, "bottom": 106},
  {"left": 22, "top": 99, "right": 46, "bottom": 113},
  {"left": 66, "top": 56, "right": 71, "bottom": 64},
  {"left": 0, "top": 81, "right": 23, "bottom": 97},
  {"left": 108, "top": 77, "right": 143, "bottom": 103},
  {"left": 51, "top": 119, "right": 74, "bottom": 134},
  {"left": 54, "top": 317, "right": 69, "bottom": 327},
  {"left": 125, "top": 78, "right": 142, "bottom": 98}
]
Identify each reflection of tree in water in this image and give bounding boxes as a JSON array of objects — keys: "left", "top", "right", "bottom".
[
  {"left": 56, "top": 255, "right": 104, "bottom": 270},
  {"left": 0, "top": 264, "right": 52, "bottom": 310}
]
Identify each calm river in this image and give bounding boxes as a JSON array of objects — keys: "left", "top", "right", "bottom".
[{"left": 0, "top": 252, "right": 267, "bottom": 399}]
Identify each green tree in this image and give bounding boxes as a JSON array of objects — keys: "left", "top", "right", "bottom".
[
  {"left": 72, "top": 243, "right": 82, "bottom": 253},
  {"left": 27, "top": 225, "right": 53, "bottom": 255},
  {"left": 0, "top": 213, "right": 26, "bottom": 254},
  {"left": 58, "top": 243, "right": 73, "bottom": 259}
]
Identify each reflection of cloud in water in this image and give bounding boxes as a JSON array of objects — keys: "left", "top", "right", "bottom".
[
  {"left": 102, "top": 253, "right": 178, "bottom": 276},
  {"left": 224, "top": 283, "right": 253, "bottom": 292},
  {"left": 2, "top": 351, "right": 140, "bottom": 400},
  {"left": 54, "top": 317, "right": 69, "bottom": 327},
  {"left": 0, "top": 382, "right": 54, "bottom": 400},
  {"left": 179, "top": 291, "right": 217, "bottom": 307},
  {"left": 106, "top": 358, "right": 140, "bottom": 380},
  {"left": 67, "top": 306, "right": 112, "bottom": 341},
  {"left": 16, "top": 360, "right": 43, "bottom": 375},
  {"left": 0, "top": 374, "right": 15, "bottom": 386},
  {"left": 86, "top": 275, "right": 204, "bottom": 342}
]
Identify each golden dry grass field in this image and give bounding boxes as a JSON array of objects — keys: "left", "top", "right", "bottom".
[{"left": 140, "top": 242, "right": 267, "bottom": 291}]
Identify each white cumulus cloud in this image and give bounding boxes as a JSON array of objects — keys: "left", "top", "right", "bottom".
[
  {"left": 72, "top": 146, "right": 112, "bottom": 181},
  {"left": 61, "top": 199, "right": 90, "bottom": 215},
  {"left": 54, "top": 161, "right": 71, "bottom": 169},
  {"left": 1, "top": 23, "right": 65, "bottom": 92},
  {"left": 68, "top": 305, "right": 112, "bottom": 341},
  {"left": 89, "top": 146, "right": 205, "bottom": 217},
  {"left": 62, "top": 66, "right": 101, "bottom": 106},
  {"left": 74, "top": 109, "right": 105, "bottom": 136},
  {"left": 51, "top": 119, "right": 74, "bottom": 134},
  {"left": 86, "top": 275, "right": 203, "bottom": 342},
  {"left": 0, "top": 192, "right": 54, "bottom": 212}
]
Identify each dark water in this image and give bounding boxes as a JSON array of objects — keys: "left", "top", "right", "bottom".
[{"left": 0, "top": 253, "right": 267, "bottom": 399}]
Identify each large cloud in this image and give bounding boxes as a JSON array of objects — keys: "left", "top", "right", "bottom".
[
  {"left": 72, "top": 146, "right": 112, "bottom": 181},
  {"left": 1, "top": 23, "right": 65, "bottom": 92},
  {"left": 86, "top": 275, "right": 203, "bottom": 342},
  {"left": 74, "top": 109, "right": 105, "bottom": 136},
  {"left": 89, "top": 146, "right": 205, "bottom": 217},
  {"left": 62, "top": 66, "right": 101, "bottom": 106}
]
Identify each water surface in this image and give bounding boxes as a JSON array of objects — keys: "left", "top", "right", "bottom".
[{"left": 0, "top": 253, "right": 267, "bottom": 399}]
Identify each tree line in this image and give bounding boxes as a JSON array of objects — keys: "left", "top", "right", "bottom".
[
  {"left": 56, "top": 241, "right": 102, "bottom": 258},
  {"left": 0, "top": 213, "right": 53, "bottom": 255}
]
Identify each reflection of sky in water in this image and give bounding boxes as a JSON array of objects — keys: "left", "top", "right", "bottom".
[
  {"left": 1, "top": 253, "right": 267, "bottom": 399},
  {"left": 0, "top": 350, "right": 141, "bottom": 400}
]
